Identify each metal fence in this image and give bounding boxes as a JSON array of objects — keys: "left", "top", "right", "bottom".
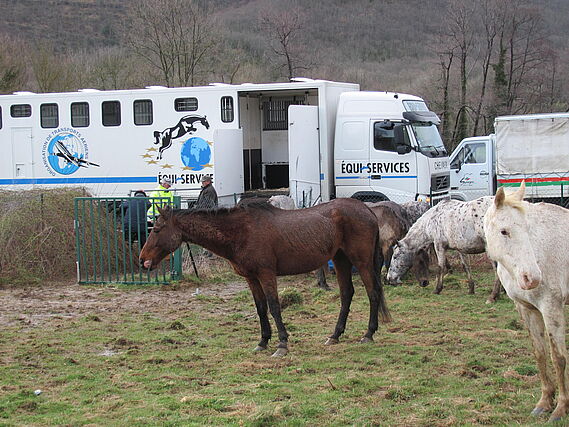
[{"left": 74, "top": 196, "right": 182, "bottom": 284}]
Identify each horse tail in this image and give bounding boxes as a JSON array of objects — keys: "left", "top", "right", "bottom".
[{"left": 374, "top": 232, "right": 392, "bottom": 323}]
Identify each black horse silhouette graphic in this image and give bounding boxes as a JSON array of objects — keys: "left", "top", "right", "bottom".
[{"left": 153, "top": 114, "right": 210, "bottom": 160}]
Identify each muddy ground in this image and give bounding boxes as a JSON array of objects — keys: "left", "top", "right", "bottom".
[{"left": 0, "top": 278, "right": 249, "bottom": 329}]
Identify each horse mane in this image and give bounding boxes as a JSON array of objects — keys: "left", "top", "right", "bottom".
[
  {"left": 174, "top": 202, "right": 276, "bottom": 217},
  {"left": 502, "top": 192, "right": 526, "bottom": 212}
]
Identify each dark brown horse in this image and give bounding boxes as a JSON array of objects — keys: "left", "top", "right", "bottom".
[
  {"left": 139, "top": 198, "right": 391, "bottom": 357},
  {"left": 366, "top": 201, "right": 430, "bottom": 287}
]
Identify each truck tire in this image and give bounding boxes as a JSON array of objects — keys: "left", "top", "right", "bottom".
[{"left": 350, "top": 191, "right": 389, "bottom": 203}]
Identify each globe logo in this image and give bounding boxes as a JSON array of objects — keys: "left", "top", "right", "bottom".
[
  {"left": 181, "top": 137, "right": 211, "bottom": 171},
  {"left": 47, "top": 133, "right": 86, "bottom": 175}
]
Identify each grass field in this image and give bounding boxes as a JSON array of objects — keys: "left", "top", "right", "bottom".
[{"left": 0, "top": 257, "right": 557, "bottom": 426}]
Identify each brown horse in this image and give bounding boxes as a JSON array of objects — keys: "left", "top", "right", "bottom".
[
  {"left": 366, "top": 201, "right": 430, "bottom": 287},
  {"left": 139, "top": 198, "right": 391, "bottom": 357}
]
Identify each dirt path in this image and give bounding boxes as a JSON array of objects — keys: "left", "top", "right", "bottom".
[{"left": 0, "top": 279, "right": 248, "bottom": 328}]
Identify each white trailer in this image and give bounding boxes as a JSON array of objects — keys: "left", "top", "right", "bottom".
[
  {"left": 0, "top": 79, "right": 450, "bottom": 206},
  {"left": 450, "top": 113, "right": 569, "bottom": 206}
]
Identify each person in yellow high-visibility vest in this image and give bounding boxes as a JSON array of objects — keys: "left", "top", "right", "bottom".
[{"left": 147, "top": 177, "right": 175, "bottom": 222}]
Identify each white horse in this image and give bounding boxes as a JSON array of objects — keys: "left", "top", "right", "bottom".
[
  {"left": 484, "top": 183, "right": 569, "bottom": 422},
  {"left": 387, "top": 197, "right": 501, "bottom": 300}
]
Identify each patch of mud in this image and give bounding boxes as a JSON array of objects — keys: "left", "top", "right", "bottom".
[{"left": 0, "top": 279, "right": 248, "bottom": 328}]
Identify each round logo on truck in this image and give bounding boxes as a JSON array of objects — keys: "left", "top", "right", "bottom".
[
  {"left": 180, "top": 137, "right": 211, "bottom": 171},
  {"left": 42, "top": 128, "right": 98, "bottom": 176}
]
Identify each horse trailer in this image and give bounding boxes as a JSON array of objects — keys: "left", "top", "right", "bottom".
[{"left": 0, "top": 79, "right": 450, "bottom": 206}]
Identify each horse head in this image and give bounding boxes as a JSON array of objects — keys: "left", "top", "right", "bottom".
[
  {"left": 386, "top": 240, "right": 415, "bottom": 284},
  {"left": 140, "top": 206, "right": 183, "bottom": 270},
  {"left": 483, "top": 182, "right": 542, "bottom": 290},
  {"left": 200, "top": 116, "right": 210, "bottom": 129}
]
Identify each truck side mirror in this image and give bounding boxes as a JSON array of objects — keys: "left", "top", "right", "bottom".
[
  {"left": 379, "top": 120, "right": 394, "bottom": 130},
  {"left": 396, "top": 144, "right": 412, "bottom": 155}
]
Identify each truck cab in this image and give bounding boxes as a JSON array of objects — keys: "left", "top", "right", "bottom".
[
  {"left": 333, "top": 92, "right": 450, "bottom": 204},
  {"left": 449, "top": 135, "right": 495, "bottom": 201}
]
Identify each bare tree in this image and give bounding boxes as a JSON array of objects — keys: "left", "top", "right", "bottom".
[
  {"left": 259, "top": 7, "right": 311, "bottom": 81},
  {"left": 472, "top": 0, "right": 504, "bottom": 135},
  {"left": 126, "top": 0, "right": 219, "bottom": 87},
  {"left": 446, "top": 0, "right": 477, "bottom": 145},
  {"left": 432, "top": 32, "right": 457, "bottom": 149},
  {"left": 491, "top": 2, "right": 551, "bottom": 115},
  {"left": 30, "top": 42, "right": 78, "bottom": 93},
  {"left": 89, "top": 47, "right": 139, "bottom": 90},
  {"left": 0, "top": 34, "right": 27, "bottom": 94}
]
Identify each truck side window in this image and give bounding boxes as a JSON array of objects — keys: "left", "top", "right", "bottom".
[
  {"left": 134, "top": 99, "right": 153, "bottom": 126},
  {"left": 464, "top": 143, "right": 486, "bottom": 164},
  {"left": 40, "top": 103, "right": 59, "bottom": 128},
  {"left": 71, "top": 102, "right": 90, "bottom": 127},
  {"left": 102, "top": 101, "right": 121, "bottom": 127},
  {"left": 450, "top": 148, "right": 464, "bottom": 169},
  {"left": 373, "top": 122, "right": 409, "bottom": 152},
  {"left": 221, "top": 96, "right": 234, "bottom": 123}
]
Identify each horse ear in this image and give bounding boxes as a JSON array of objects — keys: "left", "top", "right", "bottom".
[
  {"left": 157, "top": 205, "right": 172, "bottom": 219},
  {"left": 495, "top": 187, "right": 506, "bottom": 208},
  {"left": 512, "top": 180, "right": 526, "bottom": 202}
]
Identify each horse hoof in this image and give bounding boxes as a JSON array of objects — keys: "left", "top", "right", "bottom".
[
  {"left": 325, "top": 337, "right": 339, "bottom": 346},
  {"left": 253, "top": 345, "right": 267, "bottom": 352},
  {"left": 360, "top": 336, "right": 374, "bottom": 344},
  {"left": 548, "top": 415, "right": 562, "bottom": 423},
  {"left": 271, "top": 348, "right": 288, "bottom": 357},
  {"left": 419, "top": 280, "right": 429, "bottom": 288},
  {"left": 531, "top": 407, "right": 547, "bottom": 417},
  {"left": 485, "top": 298, "right": 496, "bottom": 305}
]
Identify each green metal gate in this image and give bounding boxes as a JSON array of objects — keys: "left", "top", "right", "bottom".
[{"left": 74, "top": 196, "right": 182, "bottom": 284}]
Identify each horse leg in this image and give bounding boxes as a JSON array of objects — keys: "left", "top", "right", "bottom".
[
  {"left": 433, "top": 243, "right": 446, "bottom": 294},
  {"left": 246, "top": 277, "right": 271, "bottom": 352},
  {"left": 486, "top": 262, "right": 502, "bottom": 304},
  {"left": 458, "top": 252, "right": 475, "bottom": 294},
  {"left": 355, "top": 242, "right": 390, "bottom": 343},
  {"left": 258, "top": 271, "right": 289, "bottom": 357},
  {"left": 383, "top": 244, "right": 393, "bottom": 271},
  {"left": 315, "top": 266, "right": 331, "bottom": 290},
  {"left": 542, "top": 306, "right": 569, "bottom": 421},
  {"left": 516, "top": 303, "right": 555, "bottom": 417},
  {"left": 357, "top": 264, "right": 380, "bottom": 343},
  {"left": 326, "top": 251, "right": 354, "bottom": 345},
  {"left": 412, "top": 249, "right": 430, "bottom": 288}
]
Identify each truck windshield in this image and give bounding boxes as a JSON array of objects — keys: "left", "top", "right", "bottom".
[{"left": 411, "top": 123, "right": 447, "bottom": 157}]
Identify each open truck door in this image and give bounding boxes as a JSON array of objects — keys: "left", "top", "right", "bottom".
[
  {"left": 288, "top": 105, "right": 321, "bottom": 208},
  {"left": 213, "top": 129, "right": 244, "bottom": 207},
  {"left": 450, "top": 137, "right": 490, "bottom": 201}
]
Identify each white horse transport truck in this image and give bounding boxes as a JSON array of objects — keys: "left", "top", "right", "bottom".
[
  {"left": 0, "top": 79, "right": 450, "bottom": 206},
  {"left": 450, "top": 113, "right": 569, "bottom": 206}
]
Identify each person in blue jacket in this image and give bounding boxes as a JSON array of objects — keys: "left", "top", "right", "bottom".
[{"left": 122, "top": 190, "right": 151, "bottom": 248}]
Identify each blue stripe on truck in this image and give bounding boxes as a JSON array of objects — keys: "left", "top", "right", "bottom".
[
  {"left": 0, "top": 176, "right": 157, "bottom": 185},
  {"left": 335, "top": 175, "right": 418, "bottom": 180}
]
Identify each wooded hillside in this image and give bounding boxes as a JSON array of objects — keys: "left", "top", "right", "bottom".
[{"left": 1, "top": 0, "right": 568, "bottom": 148}]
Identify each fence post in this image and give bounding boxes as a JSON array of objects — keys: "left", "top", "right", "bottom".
[
  {"left": 171, "top": 196, "right": 183, "bottom": 280},
  {"left": 74, "top": 198, "right": 81, "bottom": 283}
]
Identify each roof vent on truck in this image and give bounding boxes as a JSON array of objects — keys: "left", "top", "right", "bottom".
[
  {"left": 290, "top": 77, "right": 315, "bottom": 83},
  {"left": 78, "top": 89, "right": 100, "bottom": 93},
  {"left": 12, "top": 91, "right": 35, "bottom": 95},
  {"left": 145, "top": 86, "right": 167, "bottom": 90}
]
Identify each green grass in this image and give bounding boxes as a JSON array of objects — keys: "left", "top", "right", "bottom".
[{"left": 0, "top": 263, "right": 557, "bottom": 426}]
